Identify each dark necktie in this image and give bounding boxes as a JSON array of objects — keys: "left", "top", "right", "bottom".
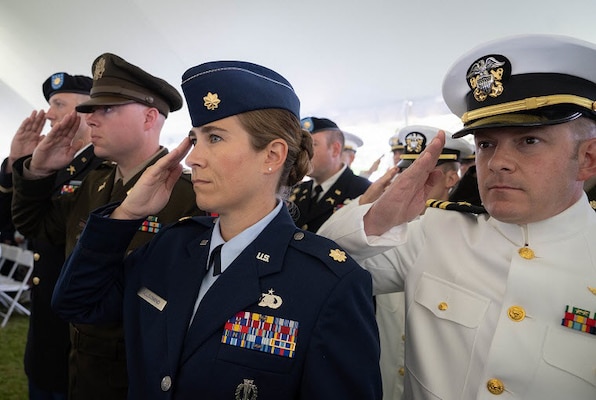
[
  {"left": 208, "top": 244, "right": 224, "bottom": 276},
  {"left": 312, "top": 185, "right": 323, "bottom": 202}
]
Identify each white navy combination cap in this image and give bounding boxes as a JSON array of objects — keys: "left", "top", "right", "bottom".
[
  {"left": 442, "top": 34, "right": 596, "bottom": 138},
  {"left": 396, "top": 125, "right": 474, "bottom": 169},
  {"left": 343, "top": 132, "right": 363, "bottom": 152}
]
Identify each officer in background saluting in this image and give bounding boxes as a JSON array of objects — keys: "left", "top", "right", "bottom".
[
  {"left": 11, "top": 53, "right": 204, "bottom": 400},
  {"left": 52, "top": 60, "right": 381, "bottom": 399},
  {"left": 290, "top": 117, "right": 371, "bottom": 232},
  {"left": 0, "top": 72, "right": 102, "bottom": 400}
]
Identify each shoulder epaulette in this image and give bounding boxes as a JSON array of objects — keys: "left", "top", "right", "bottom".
[{"left": 426, "top": 199, "right": 487, "bottom": 214}]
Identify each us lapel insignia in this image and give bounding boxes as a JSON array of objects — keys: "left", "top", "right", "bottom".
[
  {"left": 561, "top": 305, "right": 595, "bottom": 335},
  {"left": 256, "top": 252, "right": 270, "bottom": 262},
  {"left": 137, "top": 287, "right": 167, "bottom": 311},
  {"left": 325, "top": 197, "right": 336, "bottom": 205},
  {"left": 97, "top": 181, "right": 106, "bottom": 192},
  {"left": 329, "top": 248, "right": 347, "bottom": 262},
  {"left": 200, "top": 239, "right": 209, "bottom": 246},
  {"left": 235, "top": 379, "right": 258, "bottom": 400},
  {"left": 259, "top": 289, "right": 283, "bottom": 309}
]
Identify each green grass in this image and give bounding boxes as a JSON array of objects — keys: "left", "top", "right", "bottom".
[{"left": 0, "top": 312, "right": 29, "bottom": 399}]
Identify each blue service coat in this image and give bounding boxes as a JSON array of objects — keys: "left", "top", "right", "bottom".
[{"left": 53, "top": 204, "right": 381, "bottom": 399}]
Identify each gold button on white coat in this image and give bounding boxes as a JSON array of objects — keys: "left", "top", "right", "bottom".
[
  {"left": 507, "top": 305, "right": 526, "bottom": 322},
  {"left": 487, "top": 378, "right": 505, "bottom": 395},
  {"left": 398, "top": 367, "right": 405, "bottom": 376},
  {"left": 438, "top": 302, "right": 448, "bottom": 311},
  {"left": 160, "top": 376, "right": 172, "bottom": 392}
]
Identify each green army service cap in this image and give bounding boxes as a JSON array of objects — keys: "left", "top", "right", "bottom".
[{"left": 76, "top": 53, "right": 182, "bottom": 117}]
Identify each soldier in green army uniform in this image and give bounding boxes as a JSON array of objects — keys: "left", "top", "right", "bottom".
[{"left": 11, "top": 53, "right": 205, "bottom": 400}]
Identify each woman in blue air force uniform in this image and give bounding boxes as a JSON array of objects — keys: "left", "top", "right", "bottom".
[{"left": 52, "top": 60, "right": 381, "bottom": 399}]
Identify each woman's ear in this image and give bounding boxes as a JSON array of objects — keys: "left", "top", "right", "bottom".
[{"left": 264, "top": 139, "right": 288, "bottom": 173}]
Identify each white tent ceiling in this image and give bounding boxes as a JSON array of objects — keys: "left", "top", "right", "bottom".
[{"left": 2, "top": 0, "right": 596, "bottom": 174}]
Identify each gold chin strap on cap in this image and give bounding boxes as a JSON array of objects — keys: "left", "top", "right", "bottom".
[{"left": 462, "top": 94, "right": 596, "bottom": 125}]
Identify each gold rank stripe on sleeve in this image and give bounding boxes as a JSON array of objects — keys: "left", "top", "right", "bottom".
[
  {"left": 221, "top": 311, "right": 299, "bottom": 358},
  {"left": 425, "top": 199, "right": 487, "bottom": 214},
  {"left": 561, "top": 305, "right": 596, "bottom": 335}
]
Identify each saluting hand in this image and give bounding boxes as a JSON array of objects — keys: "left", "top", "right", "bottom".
[
  {"left": 112, "top": 137, "right": 192, "bottom": 220},
  {"left": 7, "top": 110, "right": 47, "bottom": 173},
  {"left": 364, "top": 131, "right": 446, "bottom": 236},
  {"left": 359, "top": 166, "right": 399, "bottom": 205},
  {"left": 29, "top": 111, "right": 82, "bottom": 176}
]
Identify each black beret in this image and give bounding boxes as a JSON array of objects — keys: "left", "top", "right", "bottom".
[
  {"left": 181, "top": 60, "right": 300, "bottom": 127},
  {"left": 42, "top": 72, "right": 92, "bottom": 102},
  {"left": 300, "top": 117, "right": 340, "bottom": 134},
  {"left": 76, "top": 53, "right": 182, "bottom": 117}
]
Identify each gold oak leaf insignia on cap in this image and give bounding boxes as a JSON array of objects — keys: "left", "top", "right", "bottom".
[
  {"left": 329, "top": 248, "right": 347, "bottom": 262},
  {"left": 94, "top": 58, "right": 106, "bottom": 80},
  {"left": 203, "top": 92, "right": 221, "bottom": 110}
]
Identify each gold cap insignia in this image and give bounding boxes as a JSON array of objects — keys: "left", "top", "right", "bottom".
[
  {"left": 466, "top": 55, "right": 509, "bottom": 103},
  {"left": 203, "top": 92, "right": 221, "bottom": 110},
  {"left": 93, "top": 57, "right": 106, "bottom": 80},
  {"left": 329, "top": 248, "right": 347, "bottom": 262}
]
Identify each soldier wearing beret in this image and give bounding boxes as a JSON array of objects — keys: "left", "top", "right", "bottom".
[
  {"left": 290, "top": 117, "right": 371, "bottom": 233},
  {"left": 320, "top": 34, "right": 596, "bottom": 399},
  {"left": 11, "top": 53, "right": 205, "bottom": 400},
  {"left": 0, "top": 71, "right": 102, "bottom": 400},
  {"left": 52, "top": 60, "right": 382, "bottom": 399}
]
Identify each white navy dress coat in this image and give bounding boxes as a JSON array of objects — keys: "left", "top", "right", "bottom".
[
  {"left": 318, "top": 195, "right": 596, "bottom": 399},
  {"left": 52, "top": 204, "right": 382, "bottom": 400}
]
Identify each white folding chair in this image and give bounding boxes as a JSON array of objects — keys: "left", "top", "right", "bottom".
[{"left": 0, "top": 243, "right": 34, "bottom": 327}]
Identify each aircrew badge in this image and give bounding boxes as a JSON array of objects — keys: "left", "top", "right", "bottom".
[
  {"left": 222, "top": 311, "right": 299, "bottom": 358},
  {"left": 466, "top": 54, "right": 510, "bottom": 103},
  {"left": 235, "top": 379, "right": 258, "bottom": 400},
  {"left": 203, "top": 92, "right": 221, "bottom": 110},
  {"left": 561, "top": 305, "right": 595, "bottom": 335},
  {"left": 51, "top": 73, "right": 64, "bottom": 90}
]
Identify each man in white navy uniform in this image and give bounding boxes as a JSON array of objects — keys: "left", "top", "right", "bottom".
[{"left": 318, "top": 34, "right": 596, "bottom": 399}]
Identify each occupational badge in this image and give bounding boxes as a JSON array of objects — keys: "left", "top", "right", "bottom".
[{"left": 235, "top": 379, "right": 258, "bottom": 400}]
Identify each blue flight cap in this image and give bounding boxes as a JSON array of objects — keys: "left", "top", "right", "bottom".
[{"left": 181, "top": 61, "right": 300, "bottom": 127}]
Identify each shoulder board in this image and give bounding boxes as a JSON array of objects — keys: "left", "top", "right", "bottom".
[{"left": 425, "top": 199, "right": 487, "bottom": 214}]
